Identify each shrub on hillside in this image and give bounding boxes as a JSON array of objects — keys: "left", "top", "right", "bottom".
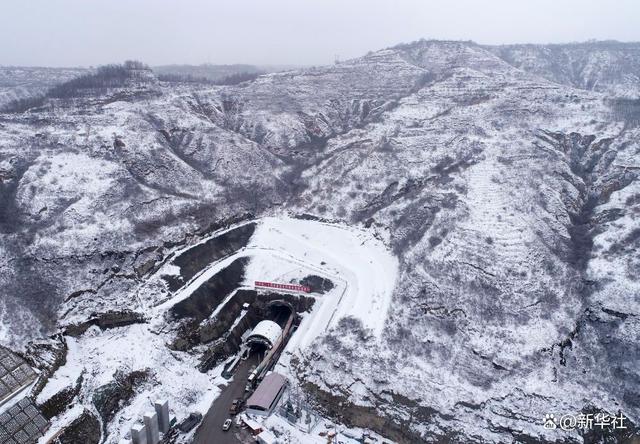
[
  {"left": 157, "top": 73, "right": 214, "bottom": 84},
  {"left": 215, "top": 71, "right": 263, "bottom": 85},
  {"left": 47, "top": 60, "right": 151, "bottom": 98},
  {"left": 1, "top": 95, "right": 46, "bottom": 113}
]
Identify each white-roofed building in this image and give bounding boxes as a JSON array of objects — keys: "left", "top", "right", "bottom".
[{"left": 256, "top": 429, "right": 277, "bottom": 444}]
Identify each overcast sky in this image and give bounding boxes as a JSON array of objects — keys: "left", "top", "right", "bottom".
[{"left": 1, "top": 0, "right": 639, "bottom": 67}]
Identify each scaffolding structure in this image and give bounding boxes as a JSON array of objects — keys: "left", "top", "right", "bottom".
[{"left": 276, "top": 386, "right": 320, "bottom": 434}]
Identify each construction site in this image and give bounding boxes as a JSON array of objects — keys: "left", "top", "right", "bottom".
[{"left": 10, "top": 216, "right": 397, "bottom": 444}]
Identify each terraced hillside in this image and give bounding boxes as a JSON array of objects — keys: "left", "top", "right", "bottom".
[{"left": 0, "top": 40, "right": 638, "bottom": 443}]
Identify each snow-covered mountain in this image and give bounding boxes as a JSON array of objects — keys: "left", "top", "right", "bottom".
[
  {"left": 0, "top": 40, "right": 638, "bottom": 443},
  {"left": 0, "top": 66, "right": 88, "bottom": 109},
  {"left": 486, "top": 41, "right": 640, "bottom": 98}
]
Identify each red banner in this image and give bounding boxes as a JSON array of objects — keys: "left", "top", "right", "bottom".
[{"left": 255, "top": 281, "right": 311, "bottom": 293}]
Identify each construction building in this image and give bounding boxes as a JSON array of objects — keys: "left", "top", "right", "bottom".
[
  {"left": 0, "top": 347, "right": 49, "bottom": 444},
  {"left": 0, "top": 396, "right": 49, "bottom": 444},
  {"left": 0, "top": 347, "right": 36, "bottom": 407},
  {"left": 245, "top": 372, "right": 287, "bottom": 417}
]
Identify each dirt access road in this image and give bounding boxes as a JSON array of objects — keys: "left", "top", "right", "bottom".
[{"left": 193, "top": 353, "right": 259, "bottom": 444}]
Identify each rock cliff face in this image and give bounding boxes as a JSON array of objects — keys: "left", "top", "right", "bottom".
[{"left": 1, "top": 40, "right": 639, "bottom": 442}]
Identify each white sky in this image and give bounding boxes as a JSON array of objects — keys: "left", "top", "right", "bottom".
[{"left": 0, "top": 0, "right": 638, "bottom": 67}]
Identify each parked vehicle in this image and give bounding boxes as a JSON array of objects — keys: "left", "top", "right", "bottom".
[
  {"left": 229, "top": 398, "right": 243, "bottom": 414},
  {"left": 177, "top": 412, "right": 202, "bottom": 433},
  {"left": 222, "top": 418, "right": 232, "bottom": 431}
]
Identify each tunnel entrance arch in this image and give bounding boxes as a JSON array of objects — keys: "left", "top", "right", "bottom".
[{"left": 246, "top": 320, "right": 282, "bottom": 349}]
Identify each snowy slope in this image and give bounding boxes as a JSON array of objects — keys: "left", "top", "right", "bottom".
[{"left": 1, "top": 40, "right": 639, "bottom": 443}]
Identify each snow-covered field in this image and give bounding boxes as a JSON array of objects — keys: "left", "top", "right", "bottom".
[{"left": 244, "top": 217, "right": 398, "bottom": 340}]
